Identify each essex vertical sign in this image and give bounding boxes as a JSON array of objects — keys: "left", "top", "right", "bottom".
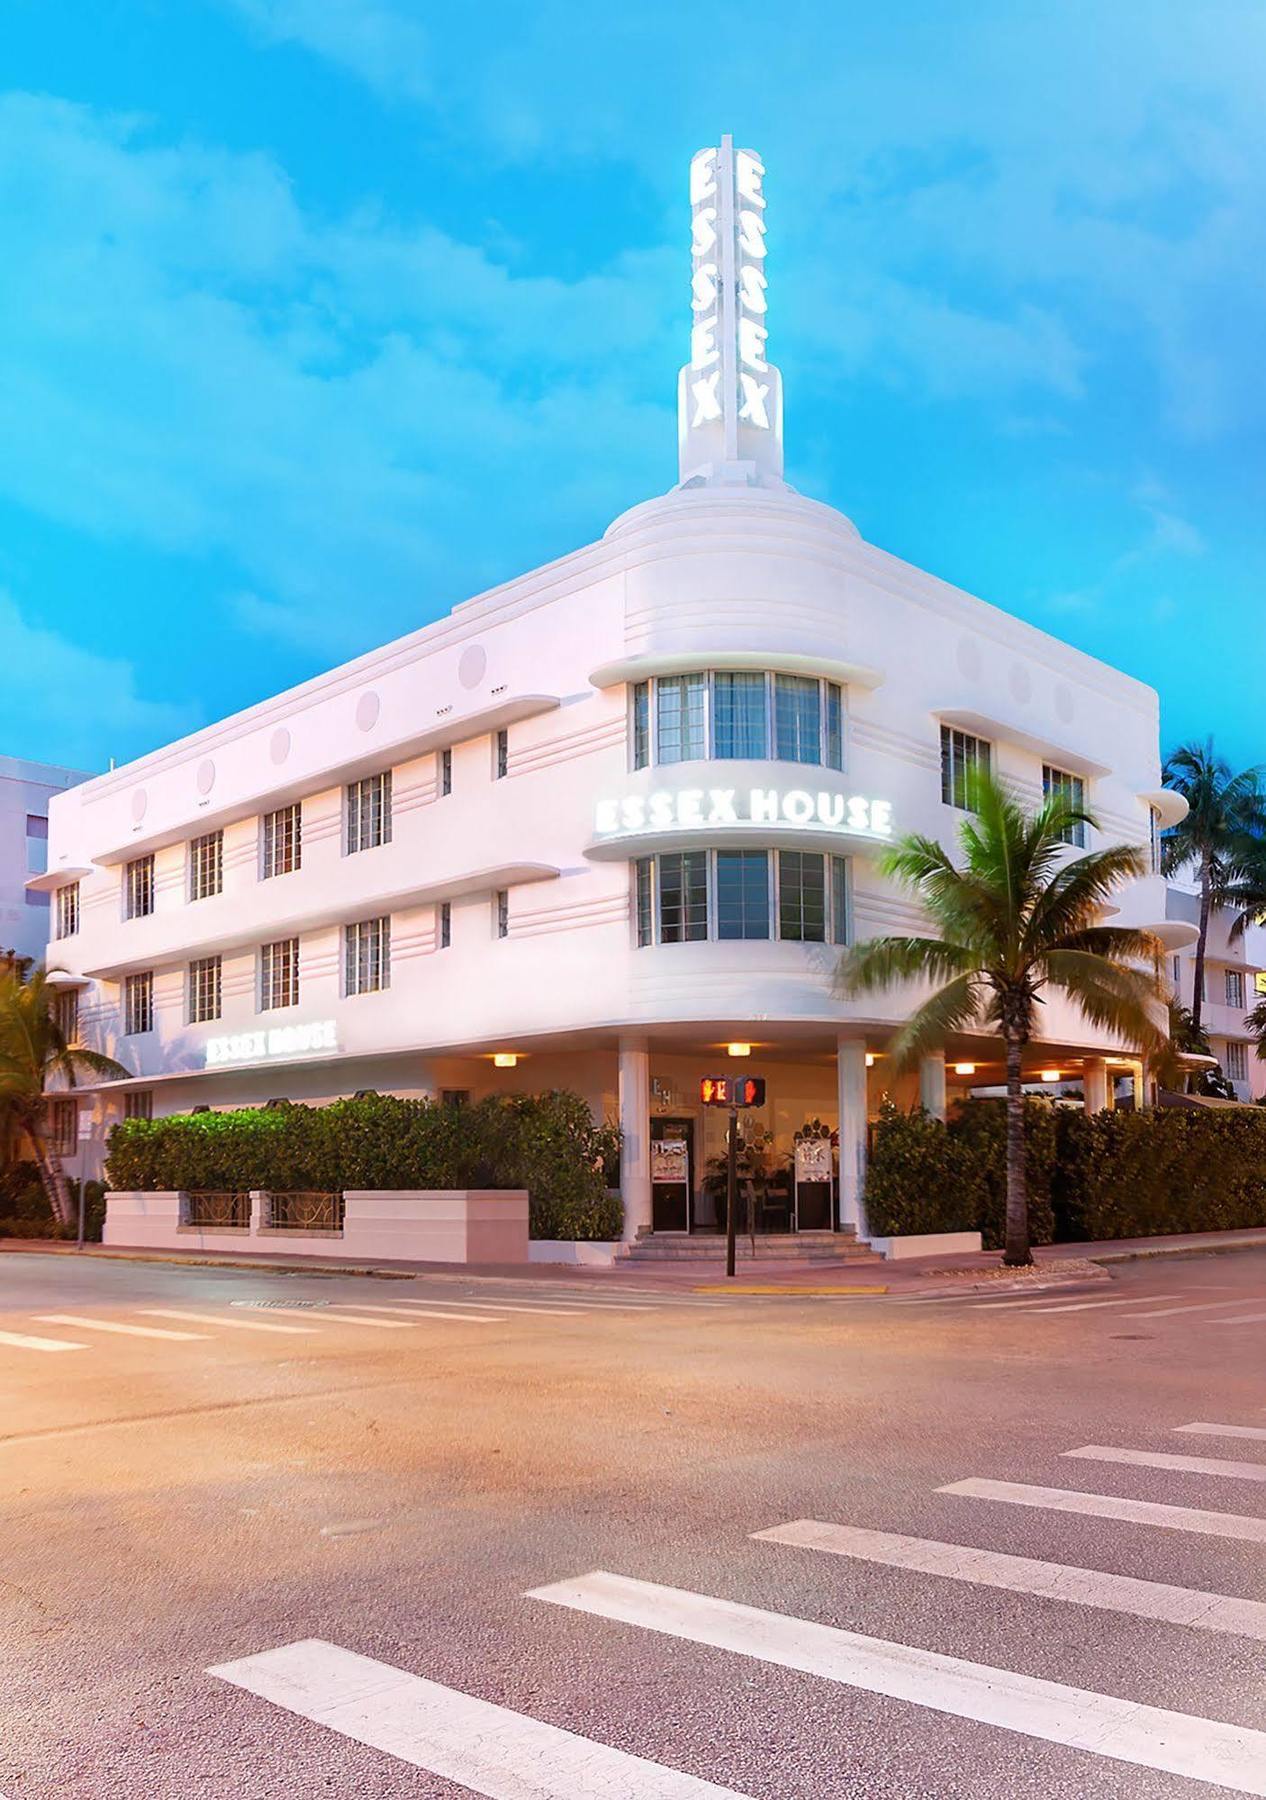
[{"left": 678, "top": 136, "right": 784, "bottom": 487}]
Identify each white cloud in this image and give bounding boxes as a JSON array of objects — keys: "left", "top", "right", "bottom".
[{"left": 226, "top": 0, "right": 431, "bottom": 102}]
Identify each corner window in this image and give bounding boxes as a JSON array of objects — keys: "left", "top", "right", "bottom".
[
  {"left": 774, "top": 675, "right": 821, "bottom": 764},
  {"left": 345, "top": 917, "right": 390, "bottom": 995},
  {"left": 634, "top": 850, "right": 850, "bottom": 947},
  {"left": 262, "top": 804, "right": 301, "bottom": 879},
  {"left": 940, "top": 727, "right": 990, "bottom": 809},
  {"left": 655, "top": 675, "right": 707, "bottom": 765},
  {"left": 439, "top": 748, "right": 452, "bottom": 797},
  {"left": 55, "top": 882, "right": 80, "bottom": 940},
  {"left": 1149, "top": 805, "right": 1162, "bottom": 875},
  {"left": 188, "top": 955, "right": 222, "bottom": 1024},
  {"left": 189, "top": 830, "right": 223, "bottom": 901},
  {"left": 346, "top": 772, "right": 392, "bottom": 853},
  {"left": 259, "top": 938, "right": 299, "bottom": 1011},
  {"left": 124, "top": 971, "right": 154, "bottom": 1036},
  {"left": 495, "top": 889, "right": 509, "bottom": 939},
  {"left": 778, "top": 849, "right": 827, "bottom": 942},
  {"left": 634, "top": 858, "right": 654, "bottom": 947},
  {"left": 494, "top": 729, "right": 509, "bottom": 779},
  {"left": 714, "top": 673, "right": 768, "bottom": 759},
  {"left": 53, "top": 989, "right": 79, "bottom": 1044},
  {"left": 1226, "top": 969, "right": 1246, "bottom": 1010},
  {"left": 657, "top": 850, "right": 708, "bottom": 942},
  {"left": 1043, "top": 765, "right": 1086, "bottom": 847},
  {"left": 124, "top": 1090, "right": 153, "bottom": 1122},
  {"left": 125, "top": 854, "right": 155, "bottom": 919},
  {"left": 715, "top": 850, "right": 770, "bottom": 940},
  {"left": 632, "top": 683, "right": 650, "bottom": 770},
  {"left": 47, "top": 1097, "right": 77, "bottom": 1157},
  {"left": 438, "top": 900, "right": 451, "bottom": 948},
  {"left": 633, "top": 670, "right": 846, "bottom": 770}
]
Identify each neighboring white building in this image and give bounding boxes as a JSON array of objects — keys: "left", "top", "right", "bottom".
[
  {"left": 1165, "top": 883, "right": 1266, "bottom": 1102},
  {"left": 38, "top": 140, "right": 1193, "bottom": 1239},
  {"left": 1, "top": 754, "right": 92, "bottom": 966}
]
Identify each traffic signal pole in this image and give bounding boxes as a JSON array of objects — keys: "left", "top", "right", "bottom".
[{"left": 725, "top": 1101, "right": 738, "bottom": 1280}]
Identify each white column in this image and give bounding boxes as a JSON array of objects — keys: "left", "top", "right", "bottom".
[
  {"left": 837, "top": 1037, "right": 869, "bottom": 1237},
  {"left": 618, "top": 1041, "right": 652, "bottom": 1243},
  {"left": 1082, "top": 1057, "right": 1109, "bottom": 1113},
  {"left": 1132, "top": 1059, "right": 1147, "bottom": 1112},
  {"left": 919, "top": 1051, "right": 947, "bottom": 1121}
]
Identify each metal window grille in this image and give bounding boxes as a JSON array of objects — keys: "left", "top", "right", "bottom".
[
  {"left": 56, "top": 882, "right": 80, "bottom": 939},
  {"left": 440, "top": 748, "right": 452, "bottom": 796},
  {"left": 438, "top": 900, "right": 451, "bottom": 948},
  {"left": 712, "top": 672, "right": 768, "bottom": 759},
  {"left": 632, "top": 683, "right": 650, "bottom": 769},
  {"left": 262, "top": 804, "right": 301, "bottom": 879},
  {"left": 777, "top": 850, "right": 827, "bottom": 942},
  {"left": 1226, "top": 1040, "right": 1248, "bottom": 1081},
  {"left": 188, "top": 955, "right": 222, "bottom": 1023},
  {"left": 47, "top": 1097, "right": 77, "bottom": 1157},
  {"left": 345, "top": 917, "right": 390, "bottom": 995},
  {"left": 346, "top": 772, "right": 392, "bottom": 853},
  {"left": 773, "top": 675, "right": 821, "bottom": 764},
  {"left": 655, "top": 675, "right": 707, "bottom": 764},
  {"left": 124, "top": 1090, "right": 153, "bottom": 1121},
  {"left": 634, "top": 858, "right": 654, "bottom": 946},
  {"left": 941, "top": 728, "right": 991, "bottom": 809},
  {"left": 265, "top": 1190, "right": 344, "bottom": 1231},
  {"left": 831, "top": 855, "right": 851, "bottom": 945},
  {"left": 53, "top": 989, "right": 79, "bottom": 1044},
  {"left": 124, "top": 970, "right": 154, "bottom": 1035},
  {"left": 657, "top": 851, "right": 708, "bottom": 942},
  {"left": 495, "top": 729, "right": 509, "bottom": 779},
  {"left": 1043, "top": 765, "right": 1086, "bottom": 847},
  {"left": 189, "top": 830, "right": 223, "bottom": 900},
  {"left": 126, "top": 854, "right": 155, "bottom": 920},
  {"left": 715, "top": 850, "right": 771, "bottom": 940},
  {"left": 495, "top": 889, "right": 509, "bottom": 939},
  {"left": 259, "top": 938, "right": 299, "bottom": 1010},
  {"left": 1226, "top": 969, "right": 1246, "bottom": 1010},
  {"left": 183, "top": 1191, "right": 250, "bottom": 1228}
]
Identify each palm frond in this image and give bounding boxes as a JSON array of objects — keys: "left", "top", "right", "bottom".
[
  {"left": 885, "top": 973, "right": 985, "bottom": 1071},
  {"left": 1023, "top": 846, "right": 1149, "bottom": 951},
  {"left": 1042, "top": 950, "right": 1168, "bottom": 1056},
  {"left": 834, "top": 936, "right": 977, "bottom": 997}
]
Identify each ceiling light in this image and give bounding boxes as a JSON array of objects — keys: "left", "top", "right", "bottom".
[
  {"left": 953, "top": 1063, "right": 976, "bottom": 1076},
  {"left": 1039, "top": 1069, "right": 1061, "bottom": 1083},
  {"left": 493, "top": 1053, "right": 518, "bottom": 1069},
  {"left": 727, "top": 1042, "right": 751, "bottom": 1058},
  {"left": 865, "top": 1053, "right": 876, "bottom": 1067}
]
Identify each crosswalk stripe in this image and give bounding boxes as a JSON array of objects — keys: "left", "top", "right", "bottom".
[
  {"left": 1128, "top": 1301, "right": 1256, "bottom": 1320},
  {"left": 210, "top": 1637, "right": 751, "bottom": 1798},
  {"left": 344, "top": 1299, "right": 582, "bottom": 1319},
  {"left": 1064, "top": 1444, "right": 1266, "bottom": 1484},
  {"left": 0, "top": 1327, "right": 87, "bottom": 1353},
  {"left": 527, "top": 1569, "right": 1266, "bottom": 1794},
  {"left": 251, "top": 1306, "right": 418, "bottom": 1329},
  {"left": 752, "top": 1518, "right": 1266, "bottom": 1641},
  {"left": 1175, "top": 1422, "right": 1266, "bottom": 1443},
  {"left": 1207, "top": 1311, "right": 1266, "bottom": 1326},
  {"left": 314, "top": 1302, "right": 505, "bottom": 1322},
  {"left": 967, "top": 1293, "right": 1100, "bottom": 1310},
  {"left": 34, "top": 1314, "right": 209, "bottom": 1341},
  {"left": 1012, "top": 1295, "right": 1182, "bottom": 1315},
  {"left": 940, "top": 1477, "right": 1266, "bottom": 1543},
  {"left": 138, "top": 1309, "right": 318, "bottom": 1335}
]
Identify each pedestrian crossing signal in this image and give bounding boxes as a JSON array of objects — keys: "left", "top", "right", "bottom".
[{"left": 700, "top": 1076, "right": 766, "bottom": 1107}]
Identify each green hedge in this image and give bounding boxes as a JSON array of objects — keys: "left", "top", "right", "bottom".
[
  {"left": 866, "top": 1099, "right": 1266, "bottom": 1247},
  {"left": 105, "top": 1090, "right": 622, "bottom": 1241}
]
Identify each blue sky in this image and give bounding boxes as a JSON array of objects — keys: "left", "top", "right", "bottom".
[{"left": 2, "top": 1, "right": 1262, "bottom": 773}]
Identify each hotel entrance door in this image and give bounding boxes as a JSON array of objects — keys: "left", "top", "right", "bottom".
[{"left": 650, "top": 1117, "right": 694, "bottom": 1233}]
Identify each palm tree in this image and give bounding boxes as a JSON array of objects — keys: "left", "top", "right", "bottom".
[
  {"left": 1161, "top": 740, "right": 1266, "bottom": 1031},
  {"left": 835, "top": 769, "right": 1168, "bottom": 1267},
  {"left": 0, "top": 965, "right": 128, "bottom": 1231}
]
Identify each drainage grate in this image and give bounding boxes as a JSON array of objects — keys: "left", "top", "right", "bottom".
[{"left": 232, "top": 1298, "right": 331, "bottom": 1310}]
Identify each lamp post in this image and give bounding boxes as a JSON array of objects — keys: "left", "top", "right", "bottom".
[{"left": 725, "top": 1098, "right": 738, "bottom": 1280}]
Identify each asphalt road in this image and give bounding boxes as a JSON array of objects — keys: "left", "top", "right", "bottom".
[{"left": 2, "top": 1249, "right": 1266, "bottom": 1799}]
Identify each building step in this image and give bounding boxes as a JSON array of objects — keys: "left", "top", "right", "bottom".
[{"left": 622, "top": 1233, "right": 882, "bottom": 1263}]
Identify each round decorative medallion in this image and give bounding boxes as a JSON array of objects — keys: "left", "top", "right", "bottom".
[
  {"left": 955, "top": 635, "right": 983, "bottom": 681},
  {"left": 355, "top": 691, "right": 381, "bottom": 732},
  {"left": 458, "top": 644, "right": 487, "bottom": 690},
  {"left": 270, "top": 726, "right": 291, "bottom": 765},
  {"left": 1008, "top": 662, "right": 1032, "bottom": 705},
  {"left": 196, "top": 758, "right": 216, "bottom": 795},
  {"left": 131, "top": 788, "right": 148, "bottom": 823}
]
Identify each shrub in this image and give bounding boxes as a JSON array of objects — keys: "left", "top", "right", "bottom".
[
  {"left": 864, "top": 1100, "right": 1054, "bottom": 1249},
  {"left": 105, "top": 1091, "right": 623, "bottom": 1241},
  {"left": 0, "top": 1159, "right": 62, "bottom": 1239}
]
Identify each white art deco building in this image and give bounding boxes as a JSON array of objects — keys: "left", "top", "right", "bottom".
[{"left": 39, "top": 140, "right": 1191, "bottom": 1243}]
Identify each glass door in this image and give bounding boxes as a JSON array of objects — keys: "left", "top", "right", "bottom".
[{"left": 650, "top": 1117, "right": 693, "bottom": 1233}]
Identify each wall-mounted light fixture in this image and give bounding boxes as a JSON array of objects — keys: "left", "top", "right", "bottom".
[
  {"left": 865, "top": 1053, "right": 876, "bottom": 1067},
  {"left": 1039, "top": 1069, "right": 1061, "bottom": 1083},
  {"left": 493, "top": 1053, "right": 518, "bottom": 1069},
  {"left": 727, "top": 1042, "right": 751, "bottom": 1058},
  {"left": 953, "top": 1063, "right": 977, "bottom": 1076}
]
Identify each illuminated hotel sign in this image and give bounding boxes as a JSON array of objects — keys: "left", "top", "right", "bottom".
[
  {"left": 594, "top": 787, "right": 893, "bottom": 841},
  {"left": 205, "top": 1019, "right": 338, "bottom": 1068},
  {"left": 679, "top": 136, "right": 784, "bottom": 486}
]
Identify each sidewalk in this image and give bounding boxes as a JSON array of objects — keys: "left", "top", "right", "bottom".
[{"left": 4, "top": 1226, "right": 1266, "bottom": 1296}]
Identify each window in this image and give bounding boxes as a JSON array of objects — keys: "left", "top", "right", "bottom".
[
  {"left": 716, "top": 850, "right": 770, "bottom": 940},
  {"left": 1149, "top": 806, "right": 1162, "bottom": 875},
  {"left": 125, "top": 854, "right": 155, "bottom": 919},
  {"left": 26, "top": 814, "right": 47, "bottom": 875},
  {"left": 262, "top": 804, "right": 301, "bottom": 879},
  {"left": 189, "top": 830, "right": 223, "bottom": 900},
  {"left": 1226, "top": 969, "right": 1246, "bottom": 1010},
  {"left": 655, "top": 674, "right": 707, "bottom": 764},
  {"left": 1172, "top": 956, "right": 1181, "bottom": 988},
  {"left": 346, "top": 771, "right": 392, "bottom": 853},
  {"left": 713, "top": 673, "right": 768, "bottom": 759},
  {"left": 188, "top": 955, "right": 222, "bottom": 1024},
  {"left": 831, "top": 855, "right": 851, "bottom": 945},
  {"left": 345, "top": 917, "right": 390, "bottom": 995},
  {"left": 825, "top": 683, "right": 844, "bottom": 772},
  {"left": 440, "top": 1089, "right": 470, "bottom": 1108},
  {"left": 124, "top": 1090, "right": 153, "bottom": 1122},
  {"left": 24, "top": 889, "right": 48, "bottom": 909},
  {"left": 124, "top": 971, "right": 154, "bottom": 1036},
  {"left": 438, "top": 900, "right": 451, "bottom": 949},
  {"left": 495, "top": 729, "right": 509, "bottom": 779},
  {"left": 631, "top": 683, "right": 650, "bottom": 770},
  {"left": 634, "top": 857, "right": 654, "bottom": 947},
  {"left": 941, "top": 727, "right": 990, "bottom": 809},
  {"left": 439, "top": 748, "right": 452, "bottom": 797},
  {"left": 495, "top": 889, "right": 509, "bottom": 939},
  {"left": 1226, "top": 1040, "right": 1248, "bottom": 1082},
  {"left": 259, "top": 938, "right": 299, "bottom": 1011},
  {"left": 778, "top": 849, "right": 827, "bottom": 942},
  {"left": 1043, "top": 765, "right": 1086, "bottom": 847},
  {"left": 774, "top": 675, "right": 821, "bottom": 764},
  {"left": 657, "top": 851, "right": 709, "bottom": 943},
  {"left": 55, "top": 882, "right": 80, "bottom": 940},
  {"left": 53, "top": 989, "right": 78, "bottom": 1044},
  {"left": 47, "top": 1097, "right": 77, "bottom": 1157}
]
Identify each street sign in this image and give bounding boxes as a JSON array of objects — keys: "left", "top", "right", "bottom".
[{"left": 699, "top": 1075, "right": 766, "bottom": 1107}]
